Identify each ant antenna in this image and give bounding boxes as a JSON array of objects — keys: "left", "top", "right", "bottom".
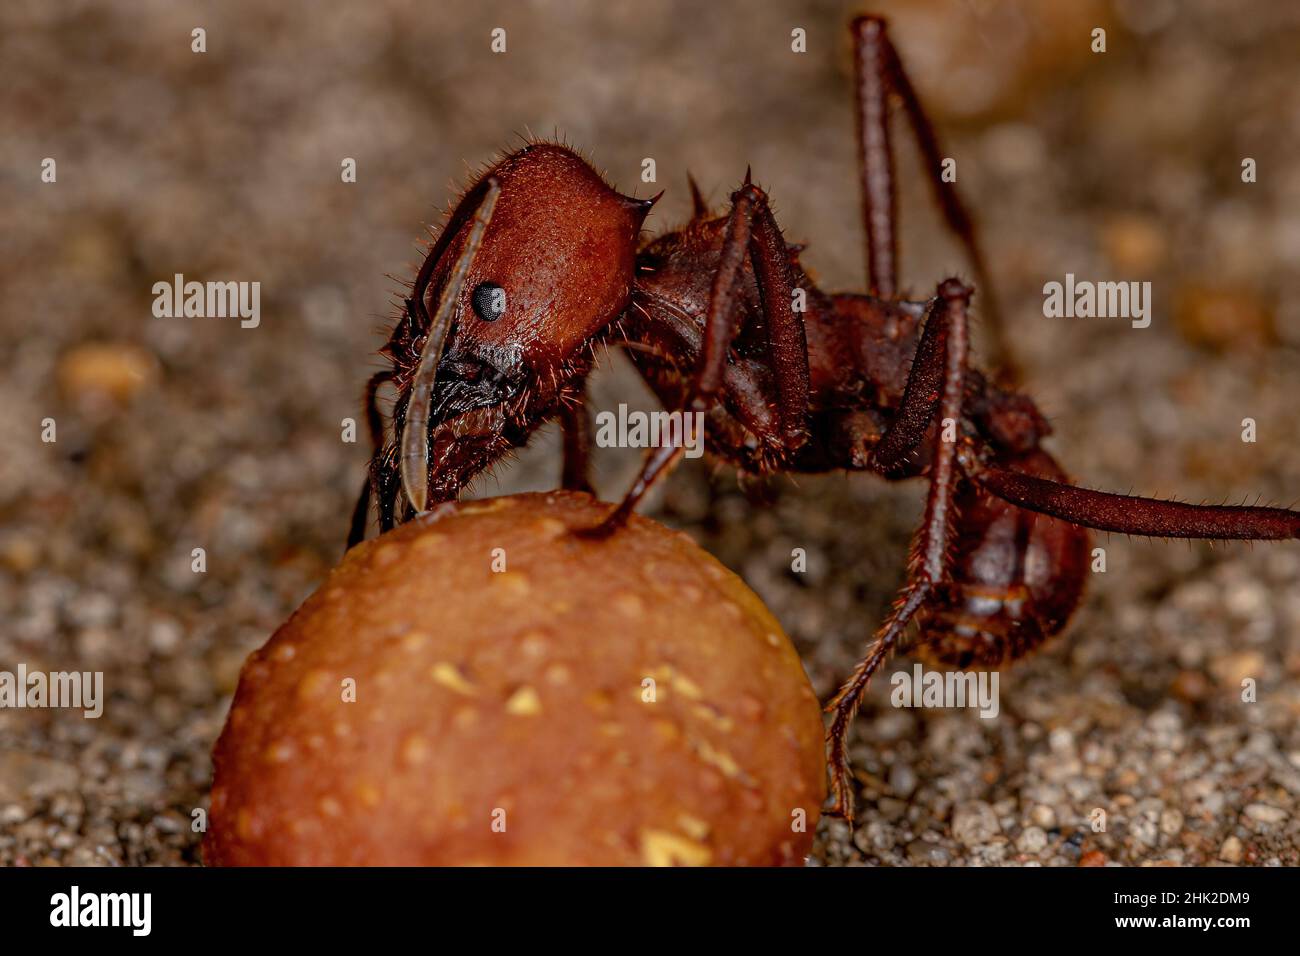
[{"left": 400, "top": 177, "right": 502, "bottom": 514}]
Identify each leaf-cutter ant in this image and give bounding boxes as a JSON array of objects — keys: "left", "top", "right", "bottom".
[{"left": 348, "top": 15, "right": 1300, "bottom": 819}]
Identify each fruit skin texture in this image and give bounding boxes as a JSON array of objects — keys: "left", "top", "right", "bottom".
[{"left": 204, "top": 491, "right": 825, "bottom": 866}]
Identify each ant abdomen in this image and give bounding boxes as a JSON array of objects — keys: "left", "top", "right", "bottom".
[{"left": 914, "top": 450, "right": 1091, "bottom": 669}]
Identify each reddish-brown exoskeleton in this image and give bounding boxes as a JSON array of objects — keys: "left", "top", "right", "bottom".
[{"left": 349, "top": 16, "right": 1300, "bottom": 819}]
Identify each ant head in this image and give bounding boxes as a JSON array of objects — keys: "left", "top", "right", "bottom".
[
  {"left": 399, "top": 143, "right": 655, "bottom": 508},
  {"left": 435, "top": 143, "right": 652, "bottom": 366}
]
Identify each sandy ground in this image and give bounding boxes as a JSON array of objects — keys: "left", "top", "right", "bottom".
[{"left": 2, "top": 0, "right": 1299, "bottom": 866}]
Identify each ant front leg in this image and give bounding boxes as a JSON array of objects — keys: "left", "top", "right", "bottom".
[
  {"left": 581, "top": 176, "right": 810, "bottom": 537},
  {"left": 559, "top": 375, "right": 596, "bottom": 495},
  {"left": 851, "top": 16, "right": 1016, "bottom": 380},
  {"left": 825, "top": 277, "right": 972, "bottom": 821},
  {"left": 346, "top": 369, "right": 394, "bottom": 550}
]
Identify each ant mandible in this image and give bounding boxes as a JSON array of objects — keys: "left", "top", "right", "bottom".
[{"left": 348, "top": 15, "right": 1300, "bottom": 820}]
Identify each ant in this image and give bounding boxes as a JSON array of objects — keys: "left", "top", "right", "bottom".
[{"left": 348, "top": 15, "right": 1299, "bottom": 820}]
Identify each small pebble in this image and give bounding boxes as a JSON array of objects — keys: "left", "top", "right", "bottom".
[
  {"left": 1243, "top": 803, "right": 1287, "bottom": 826},
  {"left": 906, "top": 837, "right": 950, "bottom": 865},
  {"left": 1159, "top": 809, "right": 1184, "bottom": 836},
  {"left": 951, "top": 801, "right": 1000, "bottom": 847},
  {"left": 888, "top": 762, "right": 917, "bottom": 799},
  {"left": 1016, "top": 826, "right": 1048, "bottom": 854},
  {"left": 1219, "top": 836, "right": 1244, "bottom": 863}
]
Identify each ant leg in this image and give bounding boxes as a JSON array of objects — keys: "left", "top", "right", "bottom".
[
  {"left": 671, "top": 176, "right": 810, "bottom": 441},
  {"left": 867, "top": 294, "right": 950, "bottom": 473},
  {"left": 826, "top": 278, "right": 972, "bottom": 820},
  {"left": 852, "top": 16, "right": 898, "bottom": 298},
  {"left": 581, "top": 179, "right": 810, "bottom": 537},
  {"left": 850, "top": 16, "right": 1018, "bottom": 380},
  {"left": 860, "top": 279, "right": 984, "bottom": 476},
  {"left": 584, "top": 443, "right": 686, "bottom": 534},
  {"left": 346, "top": 480, "right": 371, "bottom": 549},
  {"left": 346, "top": 369, "right": 394, "bottom": 550},
  {"left": 964, "top": 459, "right": 1300, "bottom": 540},
  {"left": 578, "top": 184, "right": 756, "bottom": 537},
  {"left": 559, "top": 377, "right": 596, "bottom": 494},
  {"left": 689, "top": 177, "right": 759, "bottom": 407},
  {"left": 749, "top": 188, "right": 812, "bottom": 447}
]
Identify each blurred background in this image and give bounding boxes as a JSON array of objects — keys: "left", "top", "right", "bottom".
[{"left": 1, "top": 0, "right": 1298, "bottom": 866}]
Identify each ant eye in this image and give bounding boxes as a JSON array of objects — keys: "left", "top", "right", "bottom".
[{"left": 471, "top": 282, "right": 507, "bottom": 322}]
